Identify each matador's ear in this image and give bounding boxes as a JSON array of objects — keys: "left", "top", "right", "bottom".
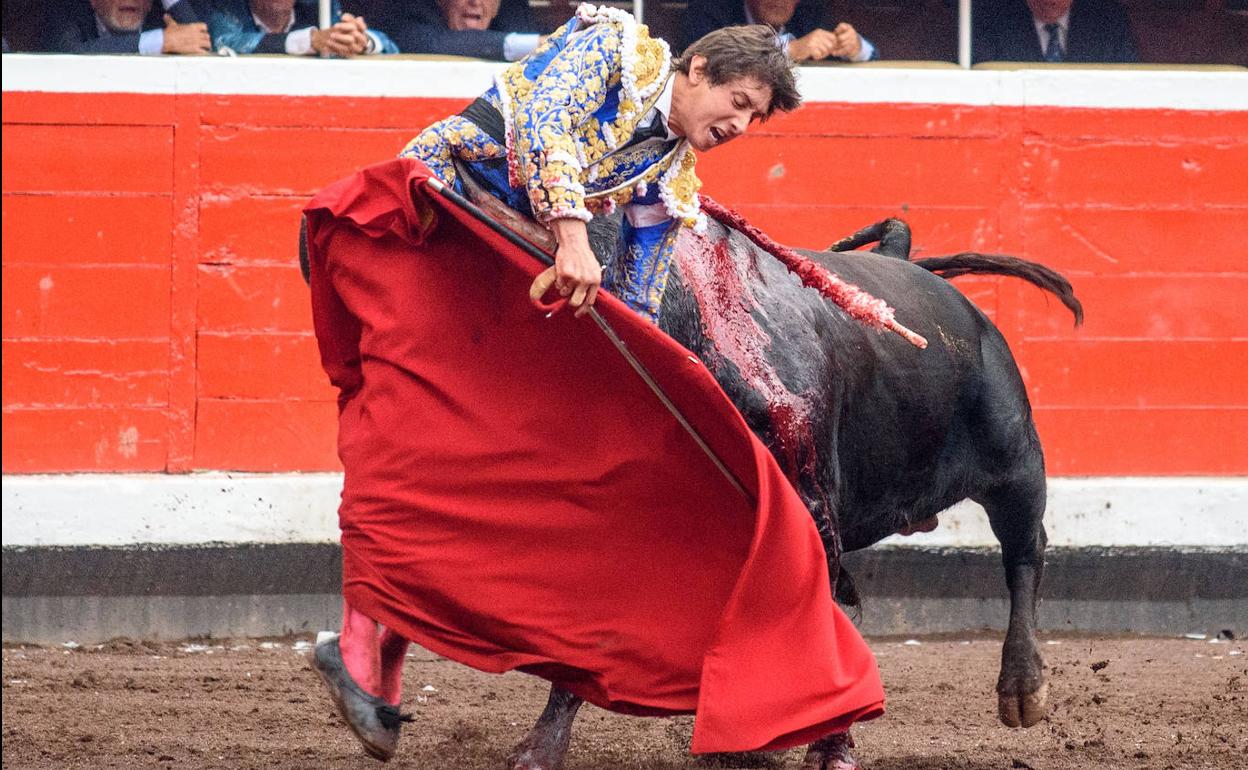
[{"left": 686, "top": 54, "right": 708, "bottom": 84}]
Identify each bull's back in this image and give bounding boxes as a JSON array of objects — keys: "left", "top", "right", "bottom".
[{"left": 811, "top": 250, "right": 1033, "bottom": 547}]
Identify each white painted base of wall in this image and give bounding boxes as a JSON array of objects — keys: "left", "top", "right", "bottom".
[
  {"left": 3, "top": 473, "right": 1245, "bottom": 548},
  {"left": 876, "top": 478, "right": 1248, "bottom": 550}
]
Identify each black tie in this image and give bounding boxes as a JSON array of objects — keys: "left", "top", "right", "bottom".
[
  {"left": 623, "top": 113, "right": 668, "bottom": 149},
  {"left": 1044, "top": 23, "right": 1064, "bottom": 62}
]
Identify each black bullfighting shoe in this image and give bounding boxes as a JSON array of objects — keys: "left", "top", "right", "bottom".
[{"left": 309, "top": 633, "right": 412, "bottom": 762}]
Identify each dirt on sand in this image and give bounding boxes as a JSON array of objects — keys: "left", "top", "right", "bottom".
[{"left": 3, "top": 634, "right": 1245, "bottom": 770}]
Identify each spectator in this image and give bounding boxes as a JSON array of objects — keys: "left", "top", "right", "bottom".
[
  {"left": 364, "top": 0, "right": 544, "bottom": 60},
  {"left": 681, "top": 0, "right": 877, "bottom": 62},
  {"left": 209, "top": 0, "right": 397, "bottom": 56},
  {"left": 49, "top": 0, "right": 210, "bottom": 55},
  {"left": 973, "top": 0, "right": 1138, "bottom": 63}
]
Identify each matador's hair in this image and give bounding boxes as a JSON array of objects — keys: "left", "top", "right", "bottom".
[{"left": 673, "top": 25, "right": 802, "bottom": 119}]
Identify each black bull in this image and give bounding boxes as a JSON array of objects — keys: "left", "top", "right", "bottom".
[{"left": 299, "top": 197, "right": 1083, "bottom": 768}]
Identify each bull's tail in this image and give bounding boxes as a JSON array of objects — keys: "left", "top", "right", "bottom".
[{"left": 916, "top": 252, "right": 1084, "bottom": 325}]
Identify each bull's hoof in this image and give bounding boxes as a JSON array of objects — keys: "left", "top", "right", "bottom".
[
  {"left": 506, "top": 748, "right": 562, "bottom": 770},
  {"left": 799, "top": 732, "right": 860, "bottom": 770},
  {"left": 998, "top": 681, "right": 1049, "bottom": 728},
  {"left": 506, "top": 735, "right": 569, "bottom": 770},
  {"left": 799, "top": 754, "right": 861, "bottom": 770}
]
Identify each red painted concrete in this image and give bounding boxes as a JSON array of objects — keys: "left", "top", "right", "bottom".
[{"left": 2, "top": 91, "right": 1244, "bottom": 474}]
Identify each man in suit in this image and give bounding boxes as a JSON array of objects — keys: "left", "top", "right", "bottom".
[
  {"left": 364, "top": 0, "right": 544, "bottom": 60},
  {"left": 49, "top": 0, "right": 210, "bottom": 54},
  {"left": 680, "top": 0, "right": 878, "bottom": 62},
  {"left": 209, "top": 0, "right": 397, "bottom": 56},
  {"left": 973, "top": 0, "right": 1138, "bottom": 63}
]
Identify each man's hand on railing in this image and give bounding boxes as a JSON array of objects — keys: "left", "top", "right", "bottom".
[
  {"left": 312, "top": 15, "right": 370, "bottom": 58},
  {"left": 829, "top": 23, "right": 863, "bottom": 61},
  {"left": 788, "top": 23, "right": 864, "bottom": 62},
  {"left": 161, "top": 14, "right": 211, "bottom": 55}
]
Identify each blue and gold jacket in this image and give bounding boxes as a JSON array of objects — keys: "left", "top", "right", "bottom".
[{"left": 401, "top": 4, "right": 705, "bottom": 322}]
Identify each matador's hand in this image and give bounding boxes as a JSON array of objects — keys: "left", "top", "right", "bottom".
[{"left": 531, "top": 218, "right": 601, "bottom": 318}]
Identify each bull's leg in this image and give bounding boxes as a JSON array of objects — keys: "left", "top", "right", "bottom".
[
  {"left": 801, "top": 487, "right": 850, "bottom": 605},
  {"left": 506, "top": 686, "right": 583, "bottom": 770},
  {"left": 977, "top": 471, "right": 1049, "bottom": 728},
  {"left": 799, "top": 730, "right": 859, "bottom": 770}
]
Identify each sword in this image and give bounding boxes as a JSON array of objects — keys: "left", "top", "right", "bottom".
[{"left": 423, "top": 177, "right": 754, "bottom": 505}]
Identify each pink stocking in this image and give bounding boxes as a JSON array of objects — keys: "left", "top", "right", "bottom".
[
  {"left": 378, "top": 628, "right": 410, "bottom": 705},
  {"left": 339, "top": 600, "right": 382, "bottom": 698}
]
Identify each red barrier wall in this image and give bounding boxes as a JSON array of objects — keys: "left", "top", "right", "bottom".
[{"left": 3, "top": 90, "right": 1246, "bottom": 475}]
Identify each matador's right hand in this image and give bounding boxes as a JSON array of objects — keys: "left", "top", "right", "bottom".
[{"left": 532, "top": 218, "right": 601, "bottom": 318}]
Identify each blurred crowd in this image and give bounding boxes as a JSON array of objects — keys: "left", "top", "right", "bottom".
[
  {"left": 1, "top": 1, "right": 1243, "bottom": 66},
  {"left": 0, "top": 0, "right": 879, "bottom": 61}
]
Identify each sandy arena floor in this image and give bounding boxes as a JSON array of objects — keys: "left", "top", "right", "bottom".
[{"left": 3, "top": 633, "right": 1245, "bottom": 770}]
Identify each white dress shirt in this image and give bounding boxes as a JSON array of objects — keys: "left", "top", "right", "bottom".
[
  {"left": 624, "top": 75, "right": 678, "bottom": 228},
  {"left": 635, "top": 74, "right": 678, "bottom": 140},
  {"left": 503, "top": 33, "right": 542, "bottom": 61},
  {"left": 1033, "top": 12, "right": 1071, "bottom": 57}
]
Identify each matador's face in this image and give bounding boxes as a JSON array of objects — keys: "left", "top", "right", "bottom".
[{"left": 669, "top": 57, "right": 772, "bottom": 153}]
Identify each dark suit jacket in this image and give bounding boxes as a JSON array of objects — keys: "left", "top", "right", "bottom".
[
  {"left": 680, "top": 0, "right": 825, "bottom": 53},
  {"left": 360, "top": 0, "right": 541, "bottom": 59},
  {"left": 973, "top": 0, "right": 1138, "bottom": 64},
  {"left": 49, "top": 0, "right": 201, "bottom": 54}
]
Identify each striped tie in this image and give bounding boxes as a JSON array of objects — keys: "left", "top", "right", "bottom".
[{"left": 1043, "top": 22, "right": 1064, "bottom": 62}]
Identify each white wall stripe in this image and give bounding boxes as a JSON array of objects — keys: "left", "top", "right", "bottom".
[
  {"left": 2, "top": 473, "right": 344, "bottom": 547},
  {"left": 2, "top": 473, "right": 1245, "bottom": 548},
  {"left": 3, "top": 54, "right": 1246, "bottom": 111}
]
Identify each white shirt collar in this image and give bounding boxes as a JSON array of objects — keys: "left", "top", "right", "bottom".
[
  {"left": 254, "top": 8, "right": 297, "bottom": 34},
  {"left": 652, "top": 74, "right": 677, "bottom": 140},
  {"left": 634, "top": 74, "right": 677, "bottom": 141},
  {"left": 1033, "top": 11, "right": 1070, "bottom": 50}
]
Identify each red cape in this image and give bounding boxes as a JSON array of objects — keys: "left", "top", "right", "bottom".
[{"left": 304, "top": 157, "right": 884, "bottom": 753}]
